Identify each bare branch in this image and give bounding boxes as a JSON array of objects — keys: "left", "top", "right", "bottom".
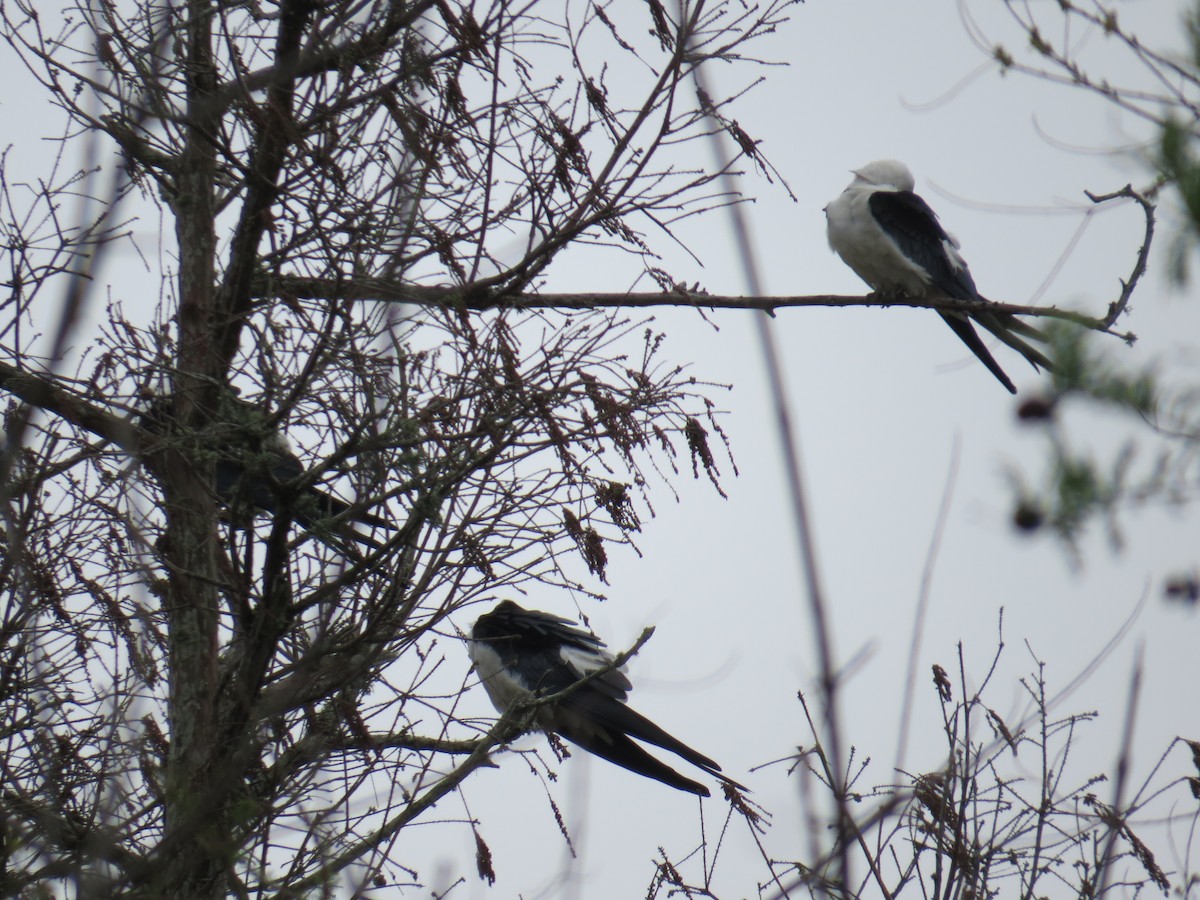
[{"left": 259, "top": 275, "right": 1136, "bottom": 338}]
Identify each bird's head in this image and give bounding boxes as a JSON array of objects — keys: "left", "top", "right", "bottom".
[{"left": 850, "top": 159, "right": 915, "bottom": 193}]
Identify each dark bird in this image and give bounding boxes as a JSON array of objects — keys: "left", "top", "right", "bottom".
[
  {"left": 139, "top": 391, "right": 392, "bottom": 555},
  {"left": 824, "top": 159, "right": 1052, "bottom": 393},
  {"left": 469, "top": 599, "right": 736, "bottom": 797}
]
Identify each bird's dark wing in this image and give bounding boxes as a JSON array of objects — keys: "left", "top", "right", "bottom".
[
  {"left": 871, "top": 192, "right": 1054, "bottom": 392},
  {"left": 471, "top": 601, "right": 739, "bottom": 796},
  {"left": 215, "top": 454, "right": 391, "bottom": 552},
  {"left": 472, "top": 600, "right": 632, "bottom": 699},
  {"left": 869, "top": 190, "right": 979, "bottom": 302},
  {"left": 142, "top": 395, "right": 392, "bottom": 552}
]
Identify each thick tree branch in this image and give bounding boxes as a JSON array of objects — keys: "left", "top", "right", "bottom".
[
  {"left": 0, "top": 360, "right": 136, "bottom": 451},
  {"left": 215, "top": 0, "right": 313, "bottom": 367}
]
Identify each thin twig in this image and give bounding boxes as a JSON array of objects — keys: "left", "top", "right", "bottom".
[{"left": 1084, "top": 185, "right": 1155, "bottom": 332}]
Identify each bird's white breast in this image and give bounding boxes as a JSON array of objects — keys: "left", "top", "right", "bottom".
[
  {"left": 825, "top": 187, "right": 932, "bottom": 297},
  {"left": 469, "top": 642, "right": 530, "bottom": 713}
]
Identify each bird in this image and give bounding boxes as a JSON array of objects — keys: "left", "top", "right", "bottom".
[
  {"left": 824, "top": 159, "right": 1052, "bottom": 394},
  {"left": 138, "top": 390, "right": 393, "bottom": 555},
  {"left": 469, "top": 599, "right": 737, "bottom": 797}
]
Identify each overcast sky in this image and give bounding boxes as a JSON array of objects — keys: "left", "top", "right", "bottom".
[
  {"left": 6, "top": 0, "right": 1198, "bottom": 897},
  {"left": 435, "top": 2, "right": 1200, "bottom": 898}
]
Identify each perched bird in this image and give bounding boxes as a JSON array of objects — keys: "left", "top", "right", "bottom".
[
  {"left": 469, "top": 600, "right": 736, "bottom": 796},
  {"left": 824, "top": 159, "right": 1052, "bottom": 394},
  {"left": 139, "top": 391, "right": 393, "bottom": 555}
]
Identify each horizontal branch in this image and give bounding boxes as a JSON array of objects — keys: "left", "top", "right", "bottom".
[{"left": 260, "top": 276, "right": 1132, "bottom": 340}]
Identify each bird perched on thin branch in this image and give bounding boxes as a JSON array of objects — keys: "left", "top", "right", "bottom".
[
  {"left": 469, "top": 599, "right": 740, "bottom": 797},
  {"left": 139, "top": 389, "right": 393, "bottom": 556},
  {"left": 824, "top": 159, "right": 1052, "bottom": 393}
]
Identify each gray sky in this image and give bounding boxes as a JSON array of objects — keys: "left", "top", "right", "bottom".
[
  {"left": 436, "top": 2, "right": 1200, "bottom": 897},
  {"left": 4, "top": 0, "right": 1197, "bottom": 896}
]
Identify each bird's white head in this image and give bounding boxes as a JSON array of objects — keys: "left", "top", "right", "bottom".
[{"left": 849, "top": 159, "right": 915, "bottom": 193}]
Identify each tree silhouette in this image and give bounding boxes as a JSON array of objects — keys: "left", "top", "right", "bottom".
[
  {"left": 0, "top": 1, "right": 790, "bottom": 894},
  {"left": 0, "top": 1, "right": 1177, "bottom": 898}
]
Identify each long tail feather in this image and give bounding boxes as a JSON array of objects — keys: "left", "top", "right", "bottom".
[
  {"left": 560, "top": 728, "right": 711, "bottom": 796},
  {"left": 937, "top": 312, "right": 1017, "bottom": 393},
  {"left": 973, "top": 311, "right": 1054, "bottom": 372}
]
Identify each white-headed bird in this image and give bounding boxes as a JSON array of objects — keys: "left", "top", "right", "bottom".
[
  {"left": 469, "top": 600, "right": 738, "bottom": 796},
  {"left": 825, "top": 159, "right": 1051, "bottom": 393}
]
